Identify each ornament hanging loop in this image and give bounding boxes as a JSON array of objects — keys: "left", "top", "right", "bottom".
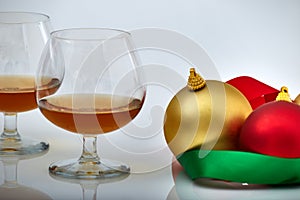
[{"left": 276, "top": 86, "right": 292, "bottom": 102}]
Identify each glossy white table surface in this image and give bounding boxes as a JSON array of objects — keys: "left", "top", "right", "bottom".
[{"left": 1, "top": 110, "right": 300, "bottom": 200}]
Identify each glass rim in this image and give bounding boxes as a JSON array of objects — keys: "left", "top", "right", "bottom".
[
  {"left": 50, "top": 28, "right": 131, "bottom": 42},
  {"left": 0, "top": 11, "right": 50, "bottom": 24}
]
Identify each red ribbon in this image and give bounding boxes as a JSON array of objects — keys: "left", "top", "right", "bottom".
[{"left": 226, "top": 76, "right": 279, "bottom": 110}]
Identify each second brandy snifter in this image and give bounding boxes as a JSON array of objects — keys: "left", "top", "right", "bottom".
[
  {"left": 36, "top": 28, "right": 146, "bottom": 179},
  {"left": 0, "top": 12, "right": 51, "bottom": 156}
]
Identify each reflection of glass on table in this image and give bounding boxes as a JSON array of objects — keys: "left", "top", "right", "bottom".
[
  {"left": 0, "top": 151, "right": 51, "bottom": 199},
  {"left": 49, "top": 172, "right": 129, "bottom": 200}
]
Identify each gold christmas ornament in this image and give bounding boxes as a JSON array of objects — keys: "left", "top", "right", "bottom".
[
  {"left": 164, "top": 68, "right": 252, "bottom": 156},
  {"left": 294, "top": 94, "right": 300, "bottom": 105}
]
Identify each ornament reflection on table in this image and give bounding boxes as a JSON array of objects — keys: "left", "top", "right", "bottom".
[
  {"left": 167, "top": 160, "right": 276, "bottom": 200},
  {"left": 36, "top": 28, "right": 146, "bottom": 179},
  {"left": 164, "top": 68, "right": 300, "bottom": 185},
  {"left": 0, "top": 12, "right": 51, "bottom": 156}
]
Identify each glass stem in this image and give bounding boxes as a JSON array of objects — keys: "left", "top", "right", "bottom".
[
  {"left": 79, "top": 136, "right": 99, "bottom": 163},
  {"left": 1, "top": 113, "right": 21, "bottom": 141},
  {"left": 2, "top": 158, "right": 19, "bottom": 187},
  {"left": 81, "top": 182, "right": 98, "bottom": 200}
]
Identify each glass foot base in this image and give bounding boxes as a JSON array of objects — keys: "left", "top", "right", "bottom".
[
  {"left": 0, "top": 137, "right": 49, "bottom": 158},
  {"left": 49, "top": 158, "right": 130, "bottom": 179}
]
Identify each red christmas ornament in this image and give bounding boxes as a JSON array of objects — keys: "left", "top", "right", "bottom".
[{"left": 239, "top": 100, "right": 300, "bottom": 158}]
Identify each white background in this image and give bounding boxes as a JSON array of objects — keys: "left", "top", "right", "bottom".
[
  {"left": 1, "top": 0, "right": 300, "bottom": 199},
  {"left": 1, "top": 0, "right": 300, "bottom": 95}
]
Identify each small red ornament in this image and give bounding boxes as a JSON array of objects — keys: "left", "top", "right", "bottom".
[{"left": 239, "top": 100, "right": 300, "bottom": 158}]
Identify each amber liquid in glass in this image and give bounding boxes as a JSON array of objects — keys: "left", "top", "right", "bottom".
[
  {"left": 38, "top": 94, "right": 143, "bottom": 134},
  {"left": 0, "top": 75, "right": 37, "bottom": 113},
  {"left": 0, "top": 75, "right": 60, "bottom": 113}
]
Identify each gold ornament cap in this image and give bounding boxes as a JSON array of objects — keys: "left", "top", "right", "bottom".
[
  {"left": 276, "top": 86, "right": 292, "bottom": 102},
  {"left": 187, "top": 68, "right": 206, "bottom": 91}
]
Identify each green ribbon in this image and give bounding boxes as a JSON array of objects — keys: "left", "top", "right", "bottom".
[{"left": 177, "top": 150, "right": 300, "bottom": 184}]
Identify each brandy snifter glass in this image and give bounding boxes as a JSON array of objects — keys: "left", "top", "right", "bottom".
[
  {"left": 36, "top": 28, "right": 145, "bottom": 179},
  {"left": 0, "top": 12, "right": 51, "bottom": 156}
]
